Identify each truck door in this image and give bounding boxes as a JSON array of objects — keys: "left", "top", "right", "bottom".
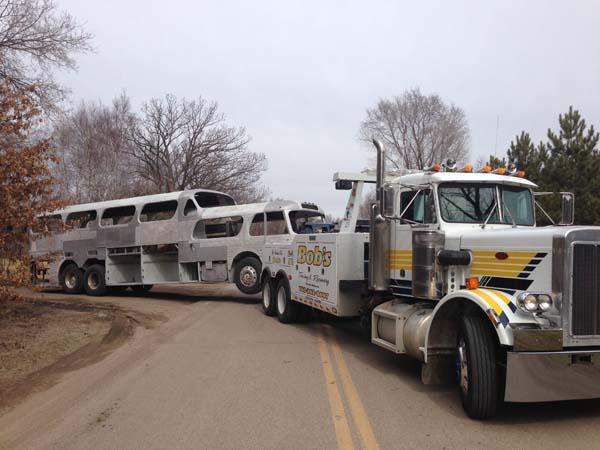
[{"left": 390, "top": 188, "right": 437, "bottom": 296}]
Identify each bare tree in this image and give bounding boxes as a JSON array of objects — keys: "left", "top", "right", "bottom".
[
  {"left": 359, "top": 88, "right": 470, "bottom": 169},
  {"left": 0, "top": 0, "right": 92, "bottom": 109},
  {"left": 52, "top": 93, "right": 149, "bottom": 202},
  {"left": 128, "top": 94, "right": 267, "bottom": 202}
]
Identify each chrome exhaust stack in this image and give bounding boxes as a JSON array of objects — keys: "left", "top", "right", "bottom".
[{"left": 369, "top": 139, "right": 390, "bottom": 292}]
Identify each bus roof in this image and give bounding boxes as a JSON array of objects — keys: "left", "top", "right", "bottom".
[{"left": 54, "top": 188, "right": 233, "bottom": 215}]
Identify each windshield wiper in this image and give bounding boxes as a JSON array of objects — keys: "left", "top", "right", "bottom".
[
  {"left": 481, "top": 202, "right": 498, "bottom": 229},
  {"left": 503, "top": 204, "right": 517, "bottom": 227}
]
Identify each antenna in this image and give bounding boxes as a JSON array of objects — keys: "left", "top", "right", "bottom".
[{"left": 494, "top": 115, "right": 500, "bottom": 157}]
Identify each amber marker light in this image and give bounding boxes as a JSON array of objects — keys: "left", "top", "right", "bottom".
[
  {"left": 516, "top": 171, "right": 526, "bottom": 178},
  {"left": 486, "top": 309, "right": 500, "bottom": 326},
  {"left": 466, "top": 277, "right": 480, "bottom": 290},
  {"left": 430, "top": 163, "right": 441, "bottom": 172},
  {"left": 463, "top": 164, "right": 473, "bottom": 173},
  {"left": 482, "top": 164, "right": 492, "bottom": 173},
  {"left": 494, "top": 167, "right": 507, "bottom": 175}
]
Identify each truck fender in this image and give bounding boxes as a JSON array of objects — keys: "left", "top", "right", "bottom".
[{"left": 423, "top": 288, "right": 531, "bottom": 363}]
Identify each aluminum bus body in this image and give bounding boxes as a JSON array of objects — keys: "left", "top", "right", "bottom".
[{"left": 30, "top": 188, "right": 325, "bottom": 296}]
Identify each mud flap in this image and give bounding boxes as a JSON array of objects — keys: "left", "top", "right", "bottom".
[{"left": 421, "top": 354, "right": 455, "bottom": 385}]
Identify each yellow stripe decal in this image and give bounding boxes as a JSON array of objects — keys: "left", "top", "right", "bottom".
[
  {"left": 387, "top": 249, "right": 412, "bottom": 270},
  {"left": 471, "top": 262, "right": 533, "bottom": 270},
  {"left": 471, "top": 269, "right": 522, "bottom": 277},
  {"left": 471, "top": 251, "right": 537, "bottom": 258},
  {"left": 470, "top": 250, "right": 541, "bottom": 278},
  {"left": 488, "top": 289, "right": 512, "bottom": 305},
  {"left": 473, "top": 289, "right": 504, "bottom": 316}
]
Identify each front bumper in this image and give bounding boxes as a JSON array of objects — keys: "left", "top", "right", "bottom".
[{"left": 505, "top": 349, "right": 600, "bottom": 402}]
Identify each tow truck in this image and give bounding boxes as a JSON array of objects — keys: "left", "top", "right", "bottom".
[{"left": 259, "top": 140, "right": 600, "bottom": 419}]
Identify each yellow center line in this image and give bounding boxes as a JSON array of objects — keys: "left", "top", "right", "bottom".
[
  {"left": 326, "top": 329, "right": 381, "bottom": 450},
  {"left": 318, "top": 334, "right": 355, "bottom": 450}
]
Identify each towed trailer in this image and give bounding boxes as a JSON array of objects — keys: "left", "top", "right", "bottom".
[
  {"left": 260, "top": 140, "right": 600, "bottom": 419},
  {"left": 30, "top": 188, "right": 328, "bottom": 296}
]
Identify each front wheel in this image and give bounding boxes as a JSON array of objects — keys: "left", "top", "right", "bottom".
[
  {"left": 234, "top": 256, "right": 261, "bottom": 295},
  {"left": 457, "top": 314, "right": 499, "bottom": 419}
]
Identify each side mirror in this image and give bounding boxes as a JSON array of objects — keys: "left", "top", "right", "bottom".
[
  {"left": 560, "top": 193, "right": 574, "bottom": 225},
  {"left": 383, "top": 185, "right": 395, "bottom": 217}
]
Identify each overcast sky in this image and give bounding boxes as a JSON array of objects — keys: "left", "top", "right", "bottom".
[{"left": 57, "top": 0, "right": 600, "bottom": 217}]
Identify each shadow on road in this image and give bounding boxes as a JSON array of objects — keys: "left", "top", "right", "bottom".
[
  {"left": 295, "top": 311, "right": 600, "bottom": 424},
  {"left": 37, "top": 285, "right": 260, "bottom": 306}
]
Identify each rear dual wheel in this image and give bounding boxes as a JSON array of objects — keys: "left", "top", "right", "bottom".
[
  {"left": 261, "top": 276, "right": 277, "bottom": 316},
  {"left": 59, "top": 263, "right": 83, "bottom": 294},
  {"left": 276, "top": 277, "right": 302, "bottom": 324},
  {"left": 83, "top": 264, "right": 107, "bottom": 296}
]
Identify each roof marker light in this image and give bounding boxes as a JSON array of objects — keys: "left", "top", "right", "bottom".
[
  {"left": 443, "top": 158, "right": 457, "bottom": 172},
  {"left": 462, "top": 164, "right": 473, "bottom": 173},
  {"left": 515, "top": 170, "right": 526, "bottom": 178},
  {"left": 426, "top": 163, "right": 441, "bottom": 172},
  {"left": 481, "top": 164, "right": 492, "bottom": 173},
  {"left": 493, "top": 167, "right": 507, "bottom": 175}
]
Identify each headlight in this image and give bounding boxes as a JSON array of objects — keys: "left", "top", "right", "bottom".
[
  {"left": 537, "top": 294, "right": 553, "bottom": 312},
  {"left": 518, "top": 293, "right": 539, "bottom": 312},
  {"left": 516, "top": 292, "right": 553, "bottom": 313}
]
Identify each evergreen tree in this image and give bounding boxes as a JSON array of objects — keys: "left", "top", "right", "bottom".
[
  {"left": 506, "top": 132, "right": 546, "bottom": 183},
  {"left": 487, "top": 107, "right": 599, "bottom": 225},
  {"left": 487, "top": 155, "right": 506, "bottom": 168},
  {"left": 540, "top": 107, "right": 600, "bottom": 224}
]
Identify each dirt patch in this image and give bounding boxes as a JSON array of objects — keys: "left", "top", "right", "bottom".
[{"left": 0, "top": 297, "right": 164, "bottom": 413}]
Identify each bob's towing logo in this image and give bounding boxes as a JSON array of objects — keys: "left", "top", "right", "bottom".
[{"left": 297, "top": 245, "right": 332, "bottom": 268}]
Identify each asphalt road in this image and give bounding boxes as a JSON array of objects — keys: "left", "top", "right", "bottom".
[{"left": 3, "top": 284, "right": 600, "bottom": 450}]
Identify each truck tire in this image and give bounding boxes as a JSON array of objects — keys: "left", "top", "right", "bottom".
[
  {"left": 234, "top": 256, "right": 261, "bottom": 295},
  {"left": 130, "top": 284, "right": 153, "bottom": 294},
  {"left": 261, "top": 276, "right": 277, "bottom": 316},
  {"left": 276, "top": 277, "right": 300, "bottom": 323},
  {"left": 457, "top": 314, "right": 498, "bottom": 419},
  {"left": 59, "top": 263, "right": 83, "bottom": 294},
  {"left": 83, "top": 264, "right": 107, "bottom": 296}
]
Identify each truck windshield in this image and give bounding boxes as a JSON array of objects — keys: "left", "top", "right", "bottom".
[
  {"left": 288, "top": 211, "right": 326, "bottom": 233},
  {"left": 438, "top": 183, "right": 534, "bottom": 225}
]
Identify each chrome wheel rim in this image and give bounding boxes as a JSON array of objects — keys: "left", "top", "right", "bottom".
[
  {"left": 277, "top": 286, "right": 286, "bottom": 315},
  {"left": 240, "top": 266, "right": 258, "bottom": 288},
  {"left": 88, "top": 272, "right": 100, "bottom": 290},
  {"left": 262, "top": 282, "right": 271, "bottom": 309},
  {"left": 458, "top": 337, "right": 469, "bottom": 394},
  {"left": 65, "top": 271, "right": 77, "bottom": 289}
]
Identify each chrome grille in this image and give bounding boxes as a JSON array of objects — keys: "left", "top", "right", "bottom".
[{"left": 572, "top": 244, "right": 600, "bottom": 335}]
